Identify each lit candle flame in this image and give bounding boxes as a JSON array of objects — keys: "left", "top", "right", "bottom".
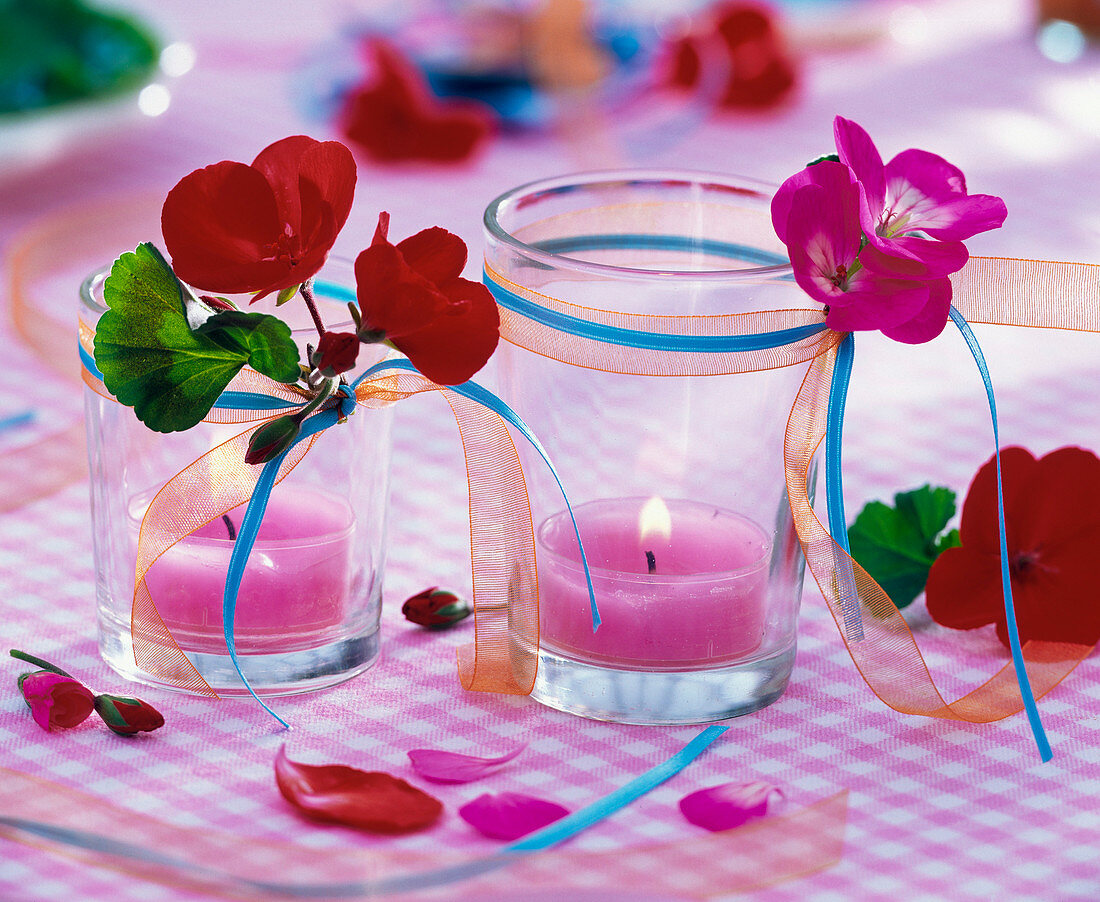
[{"left": 639, "top": 496, "right": 672, "bottom": 546}]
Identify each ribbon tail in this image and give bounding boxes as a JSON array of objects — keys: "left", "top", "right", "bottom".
[
  {"left": 446, "top": 378, "right": 600, "bottom": 632},
  {"left": 786, "top": 341, "right": 1083, "bottom": 753},
  {"left": 221, "top": 411, "right": 337, "bottom": 727},
  {"left": 358, "top": 358, "right": 600, "bottom": 631},
  {"left": 948, "top": 306, "right": 1052, "bottom": 761},
  {"left": 824, "top": 333, "right": 863, "bottom": 642}
]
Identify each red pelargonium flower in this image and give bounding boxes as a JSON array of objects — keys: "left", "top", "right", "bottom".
[
  {"left": 355, "top": 213, "right": 499, "bottom": 385},
  {"left": 18, "top": 671, "right": 95, "bottom": 731},
  {"left": 162, "top": 136, "right": 356, "bottom": 298},
  {"left": 926, "top": 446, "right": 1100, "bottom": 646},
  {"left": 341, "top": 40, "right": 494, "bottom": 165},
  {"left": 669, "top": 2, "right": 796, "bottom": 111}
]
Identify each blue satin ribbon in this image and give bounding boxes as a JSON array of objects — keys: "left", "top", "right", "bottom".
[
  {"left": 485, "top": 269, "right": 826, "bottom": 352},
  {"left": 948, "top": 307, "right": 1051, "bottom": 761},
  {"left": 825, "top": 334, "right": 863, "bottom": 642}
]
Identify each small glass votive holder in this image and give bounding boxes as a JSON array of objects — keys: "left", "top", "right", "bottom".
[
  {"left": 484, "top": 170, "right": 821, "bottom": 724},
  {"left": 80, "top": 259, "right": 393, "bottom": 696}
]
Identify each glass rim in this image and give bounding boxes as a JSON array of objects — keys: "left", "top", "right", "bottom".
[
  {"left": 483, "top": 168, "right": 793, "bottom": 282},
  {"left": 79, "top": 255, "right": 357, "bottom": 334}
]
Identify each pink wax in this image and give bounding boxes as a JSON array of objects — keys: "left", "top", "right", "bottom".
[
  {"left": 142, "top": 486, "right": 355, "bottom": 654},
  {"left": 536, "top": 498, "right": 770, "bottom": 667}
]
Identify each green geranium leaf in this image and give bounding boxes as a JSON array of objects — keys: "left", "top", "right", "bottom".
[
  {"left": 847, "top": 484, "right": 958, "bottom": 609},
  {"left": 94, "top": 243, "right": 301, "bottom": 433},
  {"left": 194, "top": 311, "right": 301, "bottom": 383}
]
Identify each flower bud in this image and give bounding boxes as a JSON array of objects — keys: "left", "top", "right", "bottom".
[
  {"left": 18, "top": 671, "right": 95, "bottom": 731},
  {"left": 311, "top": 331, "right": 360, "bottom": 377},
  {"left": 94, "top": 694, "right": 165, "bottom": 736},
  {"left": 401, "top": 588, "right": 471, "bottom": 629},
  {"left": 245, "top": 415, "right": 301, "bottom": 465}
]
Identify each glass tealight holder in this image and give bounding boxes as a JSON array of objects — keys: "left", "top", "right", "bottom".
[
  {"left": 484, "top": 171, "right": 821, "bottom": 724},
  {"left": 81, "top": 259, "right": 393, "bottom": 696}
]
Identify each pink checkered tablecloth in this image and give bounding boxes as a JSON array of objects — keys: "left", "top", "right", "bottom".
[{"left": 2, "top": 1, "right": 1100, "bottom": 898}]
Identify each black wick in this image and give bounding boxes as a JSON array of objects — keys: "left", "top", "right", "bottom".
[
  {"left": 645, "top": 550, "right": 657, "bottom": 574},
  {"left": 222, "top": 515, "right": 237, "bottom": 541}
]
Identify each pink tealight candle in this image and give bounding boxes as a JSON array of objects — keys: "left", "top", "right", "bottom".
[
  {"left": 537, "top": 497, "right": 770, "bottom": 667},
  {"left": 142, "top": 486, "right": 355, "bottom": 654}
]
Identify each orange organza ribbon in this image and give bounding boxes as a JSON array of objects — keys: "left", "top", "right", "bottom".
[
  {"left": 0, "top": 765, "right": 848, "bottom": 898},
  {"left": 488, "top": 256, "right": 1099, "bottom": 726},
  {"left": 79, "top": 323, "right": 538, "bottom": 699}
]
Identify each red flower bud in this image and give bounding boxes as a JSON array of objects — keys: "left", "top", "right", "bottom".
[
  {"left": 18, "top": 671, "right": 95, "bottom": 731},
  {"left": 245, "top": 415, "right": 301, "bottom": 465},
  {"left": 312, "top": 330, "right": 360, "bottom": 376},
  {"left": 93, "top": 694, "right": 165, "bottom": 736},
  {"left": 200, "top": 294, "right": 236, "bottom": 311},
  {"left": 401, "top": 587, "right": 471, "bottom": 629}
]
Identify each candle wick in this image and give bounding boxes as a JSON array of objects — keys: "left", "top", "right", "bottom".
[
  {"left": 645, "top": 550, "right": 656, "bottom": 574},
  {"left": 222, "top": 514, "right": 237, "bottom": 541}
]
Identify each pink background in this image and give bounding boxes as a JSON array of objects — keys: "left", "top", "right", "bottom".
[{"left": 2, "top": 0, "right": 1100, "bottom": 898}]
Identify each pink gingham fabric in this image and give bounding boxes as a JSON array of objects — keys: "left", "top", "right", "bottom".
[{"left": 2, "top": 1, "right": 1100, "bottom": 898}]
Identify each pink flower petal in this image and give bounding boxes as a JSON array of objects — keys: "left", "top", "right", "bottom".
[
  {"left": 880, "top": 277, "right": 953, "bottom": 344},
  {"left": 459, "top": 792, "right": 569, "bottom": 841},
  {"left": 275, "top": 746, "right": 443, "bottom": 834},
  {"left": 408, "top": 744, "right": 527, "bottom": 784},
  {"left": 882, "top": 149, "right": 1007, "bottom": 240},
  {"left": 679, "top": 781, "right": 783, "bottom": 832},
  {"left": 834, "top": 115, "right": 886, "bottom": 216}
]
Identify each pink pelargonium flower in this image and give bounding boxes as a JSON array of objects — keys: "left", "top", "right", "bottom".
[
  {"left": 833, "top": 116, "right": 1006, "bottom": 274},
  {"left": 776, "top": 160, "right": 951, "bottom": 342}
]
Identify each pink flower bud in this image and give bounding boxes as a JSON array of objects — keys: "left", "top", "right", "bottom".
[{"left": 18, "top": 671, "right": 95, "bottom": 731}]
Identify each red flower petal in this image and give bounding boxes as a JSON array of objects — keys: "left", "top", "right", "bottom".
[
  {"left": 458, "top": 792, "right": 568, "bottom": 841},
  {"left": 312, "top": 330, "right": 360, "bottom": 376},
  {"left": 924, "top": 545, "right": 1004, "bottom": 631},
  {"left": 355, "top": 216, "right": 499, "bottom": 385},
  {"left": 275, "top": 746, "right": 442, "bottom": 834},
  {"left": 354, "top": 242, "right": 445, "bottom": 337},
  {"left": 397, "top": 227, "right": 468, "bottom": 286},
  {"left": 161, "top": 161, "right": 285, "bottom": 293},
  {"left": 408, "top": 744, "right": 526, "bottom": 784},
  {"left": 389, "top": 277, "right": 500, "bottom": 385},
  {"left": 679, "top": 780, "right": 783, "bottom": 832}
]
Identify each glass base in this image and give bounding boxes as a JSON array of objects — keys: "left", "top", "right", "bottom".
[
  {"left": 531, "top": 642, "right": 795, "bottom": 725},
  {"left": 98, "top": 610, "right": 381, "bottom": 697}
]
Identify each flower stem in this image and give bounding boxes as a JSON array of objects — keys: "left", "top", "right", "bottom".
[
  {"left": 299, "top": 280, "right": 326, "bottom": 339},
  {"left": 9, "top": 649, "right": 72, "bottom": 678}
]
